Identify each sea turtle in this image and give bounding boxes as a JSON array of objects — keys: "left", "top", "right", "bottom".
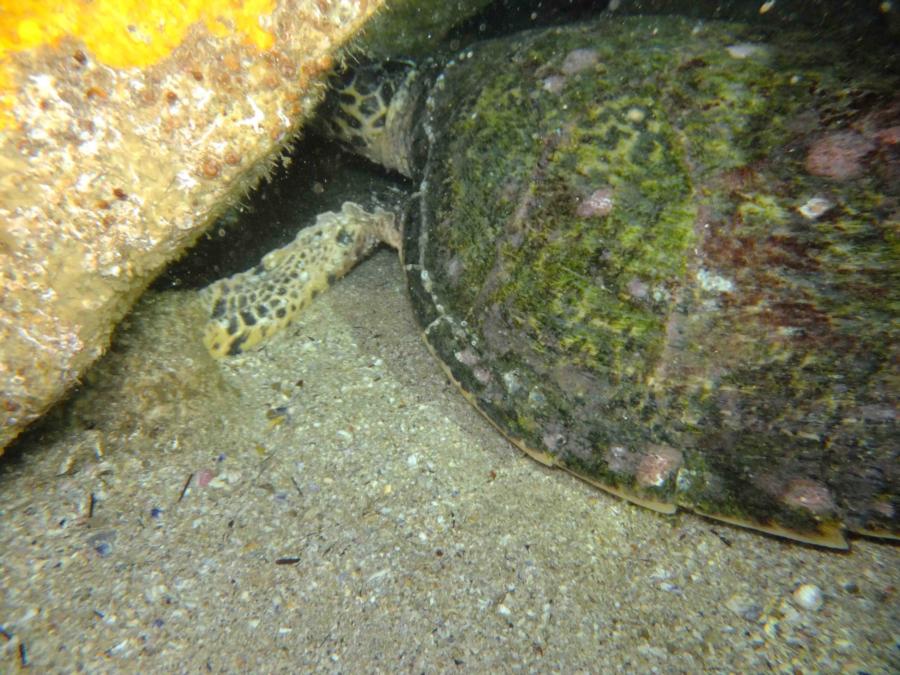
[{"left": 201, "top": 15, "right": 898, "bottom": 548}]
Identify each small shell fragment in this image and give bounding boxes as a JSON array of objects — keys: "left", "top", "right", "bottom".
[
  {"left": 792, "top": 584, "right": 824, "bottom": 611},
  {"left": 797, "top": 196, "right": 833, "bottom": 220}
]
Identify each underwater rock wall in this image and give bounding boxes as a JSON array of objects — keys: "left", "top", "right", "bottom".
[{"left": 0, "top": 0, "right": 385, "bottom": 454}]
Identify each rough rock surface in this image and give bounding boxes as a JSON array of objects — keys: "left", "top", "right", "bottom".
[{"left": 0, "top": 0, "right": 386, "bottom": 453}]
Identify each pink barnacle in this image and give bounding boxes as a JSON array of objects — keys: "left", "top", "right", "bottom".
[
  {"left": 626, "top": 277, "right": 650, "bottom": 300},
  {"left": 577, "top": 187, "right": 615, "bottom": 218},
  {"left": 874, "top": 125, "right": 900, "bottom": 145},
  {"left": 636, "top": 444, "right": 684, "bottom": 488},
  {"left": 604, "top": 444, "right": 638, "bottom": 475},
  {"left": 781, "top": 478, "right": 835, "bottom": 516},
  {"left": 805, "top": 130, "right": 875, "bottom": 180},
  {"left": 560, "top": 48, "right": 600, "bottom": 75}
]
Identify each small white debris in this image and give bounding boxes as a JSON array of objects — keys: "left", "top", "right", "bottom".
[
  {"left": 792, "top": 583, "right": 824, "bottom": 611},
  {"left": 649, "top": 567, "right": 672, "bottom": 582},
  {"left": 659, "top": 582, "right": 683, "bottom": 594},
  {"left": 30, "top": 73, "right": 58, "bottom": 98},
  {"left": 74, "top": 173, "right": 95, "bottom": 192},
  {"left": 107, "top": 640, "right": 129, "bottom": 656},
  {"left": 697, "top": 268, "right": 735, "bottom": 293},
  {"left": 407, "top": 453, "right": 419, "bottom": 468},
  {"left": 626, "top": 107, "right": 645, "bottom": 123},
  {"left": 175, "top": 169, "right": 199, "bottom": 191},
  {"left": 208, "top": 470, "right": 241, "bottom": 488},
  {"left": 542, "top": 74, "right": 566, "bottom": 94},
  {"left": 78, "top": 138, "right": 100, "bottom": 156},
  {"left": 497, "top": 604, "right": 512, "bottom": 617},
  {"left": 191, "top": 85, "right": 214, "bottom": 109},
  {"left": 577, "top": 187, "right": 615, "bottom": 217},
  {"left": 726, "top": 43, "right": 766, "bottom": 59},
  {"left": 237, "top": 95, "right": 265, "bottom": 132},
  {"left": 797, "top": 196, "right": 833, "bottom": 220},
  {"left": 367, "top": 569, "right": 390, "bottom": 584},
  {"left": 502, "top": 370, "right": 522, "bottom": 395},
  {"left": 207, "top": 476, "right": 229, "bottom": 489}
]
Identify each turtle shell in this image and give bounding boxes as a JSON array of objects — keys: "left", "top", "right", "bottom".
[{"left": 401, "top": 15, "right": 898, "bottom": 547}]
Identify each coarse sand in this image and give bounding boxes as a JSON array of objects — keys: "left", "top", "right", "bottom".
[{"left": 1, "top": 250, "right": 897, "bottom": 672}]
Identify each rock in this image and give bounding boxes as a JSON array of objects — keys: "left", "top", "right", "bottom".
[{"left": 0, "top": 0, "right": 386, "bottom": 454}]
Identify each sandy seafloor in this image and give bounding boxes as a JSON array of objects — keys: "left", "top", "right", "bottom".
[{"left": 1, "top": 249, "right": 897, "bottom": 672}]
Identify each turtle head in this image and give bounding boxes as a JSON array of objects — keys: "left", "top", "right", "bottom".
[{"left": 317, "top": 60, "right": 422, "bottom": 178}]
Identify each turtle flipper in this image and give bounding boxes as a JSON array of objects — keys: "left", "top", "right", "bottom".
[{"left": 202, "top": 202, "right": 398, "bottom": 358}]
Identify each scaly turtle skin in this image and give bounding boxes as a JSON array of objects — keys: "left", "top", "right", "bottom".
[{"left": 203, "top": 16, "right": 899, "bottom": 548}]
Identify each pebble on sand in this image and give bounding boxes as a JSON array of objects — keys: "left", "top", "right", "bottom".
[{"left": 792, "top": 584, "right": 824, "bottom": 611}]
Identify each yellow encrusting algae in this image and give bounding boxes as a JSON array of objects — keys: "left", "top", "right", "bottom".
[{"left": 0, "top": 0, "right": 276, "bottom": 127}]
